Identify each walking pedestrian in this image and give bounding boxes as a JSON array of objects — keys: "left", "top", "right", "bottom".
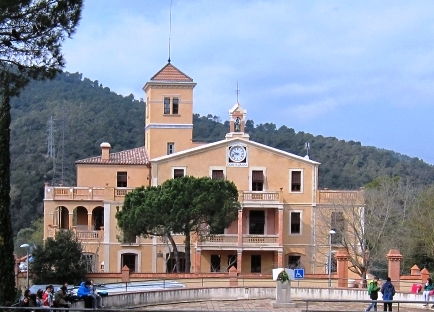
[{"left": 381, "top": 277, "right": 395, "bottom": 311}]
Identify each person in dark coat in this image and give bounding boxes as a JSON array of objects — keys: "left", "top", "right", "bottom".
[{"left": 381, "top": 277, "right": 395, "bottom": 311}]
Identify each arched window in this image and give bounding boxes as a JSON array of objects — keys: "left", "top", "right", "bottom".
[{"left": 121, "top": 253, "right": 137, "bottom": 273}]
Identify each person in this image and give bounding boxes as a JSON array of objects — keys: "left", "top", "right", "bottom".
[
  {"left": 63, "top": 283, "right": 78, "bottom": 303},
  {"left": 90, "top": 280, "right": 103, "bottom": 308},
  {"left": 19, "top": 289, "right": 36, "bottom": 308},
  {"left": 42, "top": 285, "right": 54, "bottom": 308},
  {"left": 35, "top": 289, "right": 44, "bottom": 307},
  {"left": 77, "top": 280, "right": 102, "bottom": 309},
  {"left": 366, "top": 277, "right": 381, "bottom": 311},
  {"left": 54, "top": 285, "right": 70, "bottom": 308},
  {"left": 381, "top": 277, "right": 395, "bottom": 311},
  {"left": 423, "top": 278, "right": 434, "bottom": 306}
]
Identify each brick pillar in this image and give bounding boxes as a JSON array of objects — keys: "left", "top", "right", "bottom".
[
  {"left": 410, "top": 265, "right": 420, "bottom": 277},
  {"left": 237, "top": 250, "right": 242, "bottom": 274},
  {"left": 195, "top": 249, "right": 201, "bottom": 273},
  {"left": 229, "top": 266, "right": 238, "bottom": 286},
  {"left": 278, "top": 208, "right": 284, "bottom": 246},
  {"left": 386, "top": 249, "right": 402, "bottom": 290},
  {"left": 421, "top": 268, "right": 430, "bottom": 284},
  {"left": 277, "top": 250, "right": 283, "bottom": 268},
  {"left": 335, "top": 248, "right": 350, "bottom": 287},
  {"left": 237, "top": 209, "right": 243, "bottom": 247},
  {"left": 121, "top": 265, "right": 130, "bottom": 282}
]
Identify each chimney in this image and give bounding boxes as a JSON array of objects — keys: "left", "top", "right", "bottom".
[{"left": 100, "top": 142, "right": 111, "bottom": 161}]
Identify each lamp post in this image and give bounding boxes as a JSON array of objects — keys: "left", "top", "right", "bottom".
[
  {"left": 328, "top": 230, "right": 336, "bottom": 287},
  {"left": 20, "top": 243, "right": 30, "bottom": 290}
]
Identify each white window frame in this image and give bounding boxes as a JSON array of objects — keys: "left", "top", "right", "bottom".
[
  {"left": 117, "top": 249, "right": 142, "bottom": 273},
  {"left": 289, "top": 169, "right": 304, "bottom": 193},
  {"left": 172, "top": 166, "right": 186, "bottom": 179},
  {"left": 249, "top": 167, "right": 267, "bottom": 191},
  {"left": 289, "top": 210, "right": 303, "bottom": 235}
]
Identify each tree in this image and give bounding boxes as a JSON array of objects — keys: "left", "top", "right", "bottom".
[
  {"left": 0, "top": 0, "right": 82, "bottom": 303},
  {"left": 30, "top": 230, "right": 87, "bottom": 285},
  {"left": 314, "top": 177, "right": 417, "bottom": 282},
  {"left": 116, "top": 176, "right": 240, "bottom": 273}
]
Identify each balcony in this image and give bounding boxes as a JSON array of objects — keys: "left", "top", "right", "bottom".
[
  {"left": 318, "top": 189, "right": 363, "bottom": 204},
  {"left": 47, "top": 225, "right": 103, "bottom": 242},
  {"left": 44, "top": 186, "right": 134, "bottom": 201},
  {"left": 199, "top": 234, "right": 279, "bottom": 248},
  {"left": 242, "top": 191, "right": 280, "bottom": 202}
]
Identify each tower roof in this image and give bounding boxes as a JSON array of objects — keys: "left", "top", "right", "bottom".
[{"left": 150, "top": 63, "right": 193, "bottom": 82}]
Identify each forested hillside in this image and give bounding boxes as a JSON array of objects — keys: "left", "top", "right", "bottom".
[{"left": 9, "top": 71, "right": 434, "bottom": 234}]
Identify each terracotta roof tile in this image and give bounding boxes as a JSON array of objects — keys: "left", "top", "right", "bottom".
[
  {"left": 76, "top": 146, "right": 149, "bottom": 165},
  {"left": 151, "top": 63, "right": 193, "bottom": 82}
]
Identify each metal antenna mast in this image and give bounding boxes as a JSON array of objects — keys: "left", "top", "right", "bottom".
[{"left": 168, "top": 0, "right": 172, "bottom": 63}]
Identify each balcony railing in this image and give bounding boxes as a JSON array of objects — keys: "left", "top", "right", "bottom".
[
  {"left": 200, "top": 234, "right": 279, "bottom": 247},
  {"left": 44, "top": 186, "right": 135, "bottom": 201},
  {"left": 242, "top": 191, "right": 280, "bottom": 202},
  {"left": 47, "top": 226, "right": 103, "bottom": 241},
  {"left": 318, "top": 190, "right": 363, "bottom": 204},
  {"left": 242, "top": 235, "right": 278, "bottom": 244}
]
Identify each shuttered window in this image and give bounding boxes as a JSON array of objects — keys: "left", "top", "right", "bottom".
[
  {"left": 173, "top": 169, "right": 185, "bottom": 178},
  {"left": 212, "top": 170, "right": 224, "bottom": 180},
  {"left": 117, "top": 172, "right": 127, "bottom": 187},
  {"left": 291, "top": 171, "right": 301, "bottom": 191}
]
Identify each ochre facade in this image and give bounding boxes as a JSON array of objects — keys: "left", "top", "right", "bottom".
[{"left": 43, "top": 62, "right": 361, "bottom": 278}]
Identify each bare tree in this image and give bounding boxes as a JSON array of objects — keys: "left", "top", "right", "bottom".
[{"left": 314, "top": 178, "right": 417, "bottom": 282}]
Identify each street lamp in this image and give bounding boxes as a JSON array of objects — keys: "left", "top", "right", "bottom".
[
  {"left": 328, "top": 230, "right": 336, "bottom": 287},
  {"left": 20, "top": 243, "right": 30, "bottom": 290}
]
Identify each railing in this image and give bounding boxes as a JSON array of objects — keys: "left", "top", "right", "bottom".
[
  {"left": 45, "top": 186, "right": 134, "bottom": 200},
  {"left": 203, "top": 235, "right": 238, "bottom": 244},
  {"left": 242, "top": 235, "right": 278, "bottom": 244},
  {"left": 242, "top": 191, "right": 280, "bottom": 201},
  {"left": 76, "top": 230, "right": 101, "bottom": 240},
  {"left": 318, "top": 190, "right": 363, "bottom": 204}
]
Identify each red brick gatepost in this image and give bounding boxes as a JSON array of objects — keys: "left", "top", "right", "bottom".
[
  {"left": 121, "top": 265, "right": 130, "bottom": 282},
  {"left": 335, "top": 248, "right": 350, "bottom": 287},
  {"left": 386, "top": 249, "right": 402, "bottom": 290},
  {"left": 421, "top": 267, "right": 430, "bottom": 283}
]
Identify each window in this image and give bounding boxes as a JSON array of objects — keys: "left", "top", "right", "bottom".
[
  {"left": 172, "top": 98, "right": 179, "bottom": 114},
  {"left": 210, "top": 254, "right": 221, "bottom": 272},
  {"left": 212, "top": 170, "right": 224, "bottom": 180},
  {"left": 166, "top": 252, "right": 185, "bottom": 272},
  {"left": 251, "top": 170, "right": 264, "bottom": 191},
  {"left": 173, "top": 169, "right": 185, "bottom": 178},
  {"left": 121, "top": 253, "right": 137, "bottom": 273},
  {"left": 291, "top": 170, "right": 302, "bottom": 192},
  {"left": 326, "top": 254, "right": 337, "bottom": 274},
  {"left": 290, "top": 211, "right": 301, "bottom": 234},
  {"left": 164, "top": 97, "right": 170, "bottom": 114},
  {"left": 121, "top": 232, "right": 137, "bottom": 245},
  {"left": 287, "top": 255, "right": 301, "bottom": 269},
  {"left": 83, "top": 253, "right": 96, "bottom": 272},
  {"left": 251, "top": 255, "right": 261, "bottom": 273},
  {"left": 228, "top": 254, "right": 237, "bottom": 270},
  {"left": 249, "top": 210, "right": 265, "bottom": 234},
  {"left": 117, "top": 172, "right": 127, "bottom": 187},
  {"left": 167, "top": 142, "right": 174, "bottom": 155},
  {"left": 331, "top": 211, "right": 345, "bottom": 244}
]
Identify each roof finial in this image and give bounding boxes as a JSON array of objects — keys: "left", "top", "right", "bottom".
[
  {"left": 168, "top": 0, "right": 172, "bottom": 63},
  {"left": 236, "top": 82, "right": 240, "bottom": 103}
]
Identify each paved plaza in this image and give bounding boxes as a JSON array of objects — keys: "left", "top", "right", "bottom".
[{"left": 139, "top": 299, "right": 429, "bottom": 312}]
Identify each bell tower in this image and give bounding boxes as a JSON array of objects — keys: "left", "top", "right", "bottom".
[
  {"left": 143, "top": 63, "right": 197, "bottom": 159},
  {"left": 226, "top": 102, "right": 249, "bottom": 140}
]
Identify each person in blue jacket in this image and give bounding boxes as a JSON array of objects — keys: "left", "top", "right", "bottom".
[{"left": 77, "top": 280, "right": 102, "bottom": 309}]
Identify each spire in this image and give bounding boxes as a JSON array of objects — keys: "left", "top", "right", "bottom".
[
  {"left": 236, "top": 82, "right": 240, "bottom": 103},
  {"left": 168, "top": 0, "right": 172, "bottom": 63}
]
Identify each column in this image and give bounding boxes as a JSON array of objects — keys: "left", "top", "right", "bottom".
[
  {"left": 278, "top": 208, "right": 284, "bottom": 246},
  {"left": 195, "top": 249, "right": 201, "bottom": 273},
  {"left": 386, "top": 249, "right": 402, "bottom": 290},
  {"left": 68, "top": 213, "right": 73, "bottom": 229},
  {"left": 237, "top": 249, "right": 242, "bottom": 274},
  {"left": 335, "top": 248, "right": 350, "bottom": 287},
  {"left": 277, "top": 250, "right": 283, "bottom": 268},
  {"left": 237, "top": 209, "right": 243, "bottom": 247},
  {"left": 87, "top": 212, "right": 92, "bottom": 231}
]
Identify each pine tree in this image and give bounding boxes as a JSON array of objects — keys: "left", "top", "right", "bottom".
[{"left": 0, "top": 0, "right": 83, "bottom": 303}]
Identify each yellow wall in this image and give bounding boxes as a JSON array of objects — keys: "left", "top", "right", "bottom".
[{"left": 77, "top": 164, "right": 149, "bottom": 188}]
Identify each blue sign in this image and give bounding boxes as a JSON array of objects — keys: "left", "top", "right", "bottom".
[{"left": 294, "top": 268, "right": 305, "bottom": 279}]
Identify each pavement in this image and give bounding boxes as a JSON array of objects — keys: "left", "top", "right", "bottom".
[{"left": 139, "top": 299, "right": 431, "bottom": 311}]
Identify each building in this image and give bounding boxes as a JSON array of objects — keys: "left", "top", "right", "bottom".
[{"left": 43, "top": 62, "right": 362, "bottom": 276}]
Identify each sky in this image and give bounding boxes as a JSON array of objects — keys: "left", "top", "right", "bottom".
[{"left": 61, "top": 0, "right": 434, "bottom": 164}]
